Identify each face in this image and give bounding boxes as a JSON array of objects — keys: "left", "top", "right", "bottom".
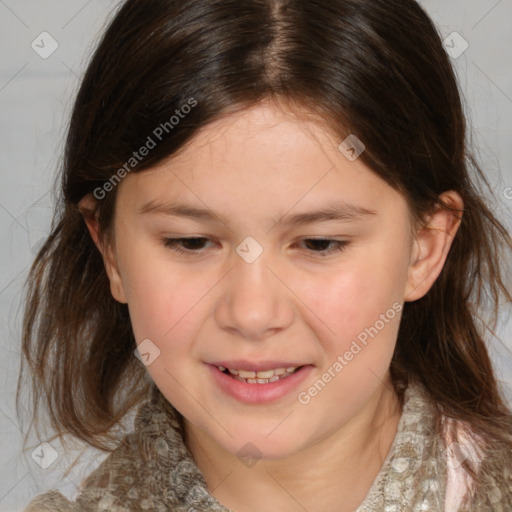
[{"left": 100, "top": 101, "right": 422, "bottom": 460}]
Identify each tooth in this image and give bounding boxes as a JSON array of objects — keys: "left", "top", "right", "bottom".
[
  {"left": 218, "top": 366, "right": 226, "bottom": 372},
  {"left": 286, "top": 366, "right": 298, "bottom": 373},
  {"left": 238, "top": 370, "right": 256, "bottom": 379},
  {"left": 269, "top": 375, "right": 280, "bottom": 383},
  {"left": 256, "top": 369, "right": 275, "bottom": 379},
  {"left": 256, "top": 378, "right": 269, "bottom": 384},
  {"left": 274, "top": 368, "right": 286, "bottom": 375},
  {"left": 228, "top": 368, "right": 239, "bottom": 375},
  {"left": 247, "top": 378, "right": 257, "bottom": 384}
]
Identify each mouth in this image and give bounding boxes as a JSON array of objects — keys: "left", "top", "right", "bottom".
[
  {"left": 206, "top": 362, "right": 314, "bottom": 404},
  {"left": 215, "top": 365, "right": 305, "bottom": 384}
]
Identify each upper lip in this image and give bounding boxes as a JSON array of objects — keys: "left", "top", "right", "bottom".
[{"left": 208, "top": 360, "right": 310, "bottom": 371}]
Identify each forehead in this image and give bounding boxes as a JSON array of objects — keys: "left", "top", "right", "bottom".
[
  {"left": 116, "top": 102, "right": 406, "bottom": 225},
  {"left": 173, "top": 101, "right": 340, "bottom": 168}
]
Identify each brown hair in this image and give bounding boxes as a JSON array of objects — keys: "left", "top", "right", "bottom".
[{"left": 17, "top": 0, "right": 512, "bottom": 499}]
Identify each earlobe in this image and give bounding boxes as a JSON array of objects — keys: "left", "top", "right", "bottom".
[
  {"left": 404, "top": 191, "right": 464, "bottom": 302},
  {"left": 78, "top": 194, "right": 128, "bottom": 304},
  {"left": 102, "top": 245, "right": 128, "bottom": 304}
]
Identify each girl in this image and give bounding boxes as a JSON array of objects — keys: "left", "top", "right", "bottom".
[{"left": 19, "top": 0, "right": 512, "bottom": 510}]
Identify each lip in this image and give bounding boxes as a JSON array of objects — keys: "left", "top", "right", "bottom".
[
  {"left": 208, "top": 360, "right": 308, "bottom": 372},
  {"left": 206, "top": 363, "right": 314, "bottom": 404}
]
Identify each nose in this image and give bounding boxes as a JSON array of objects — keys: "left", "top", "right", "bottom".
[{"left": 214, "top": 250, "right": 294, "bottom": 341}]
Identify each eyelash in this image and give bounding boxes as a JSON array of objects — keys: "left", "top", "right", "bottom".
[{"left": 161, "top": 237, "right": 349, "bottom": 257}]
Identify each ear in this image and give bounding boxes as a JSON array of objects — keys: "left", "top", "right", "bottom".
[
  {"left": 78, "top": 194, "right": 128, "bottom": 304},
  {"left": 404, "top": 190, "right": 464, "bottom": 302}
]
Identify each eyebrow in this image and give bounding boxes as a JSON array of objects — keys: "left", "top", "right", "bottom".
[{"left": 138, "top": 200, "right": 378, "bottom": 226}]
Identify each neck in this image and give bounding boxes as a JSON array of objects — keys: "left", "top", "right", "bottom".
[{"left": 184, "top": 376, "right": 402, "bottom": 512}]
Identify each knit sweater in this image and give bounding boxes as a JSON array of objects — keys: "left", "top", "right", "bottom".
[{"left": 23, "top": 380, "right": 512, "bottom": 511}]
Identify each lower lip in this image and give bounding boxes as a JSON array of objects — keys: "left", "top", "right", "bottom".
[{"left": 206, "top": 364, "right": 314, "bottom": 404}]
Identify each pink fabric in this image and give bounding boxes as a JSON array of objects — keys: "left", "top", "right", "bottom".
[{"left": 443, "top": 417, "right": 485, "bottom": 511}]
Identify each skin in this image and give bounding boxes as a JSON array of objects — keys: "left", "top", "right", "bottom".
[{"left": 80, "top": 99, "right": 463, "bottom": 512}]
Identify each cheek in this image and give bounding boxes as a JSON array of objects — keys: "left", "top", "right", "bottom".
[
  {"left": 295, "top": 263, "right": 404, "bottom": 416},
  {"left": 300, "top": 253, "right": 407, "bottom": 339},
  {"left": 124, "top": 264, "right": 210, "bottom": 398},
  {"left": 129, "top": 281, "right": 205, "bottom": 347},
  {"left": 119, "top": 247, "right": 204, "bottom": 346}
]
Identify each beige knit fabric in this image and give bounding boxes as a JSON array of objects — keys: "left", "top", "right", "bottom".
[{"left": 23, "top": 380, "right": 512, "bottom": 511}]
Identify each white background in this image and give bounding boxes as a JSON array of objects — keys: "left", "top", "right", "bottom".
[{"left": 1, "top": 0, "right": 511, "bottom": 509}]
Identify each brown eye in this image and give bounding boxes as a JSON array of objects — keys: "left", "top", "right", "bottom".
[
  {"left": 162, "top": 237, "right": 213, "bottom": 254},
  {"left": 299, "top": 239, "right": 349, "bottom": 256}
]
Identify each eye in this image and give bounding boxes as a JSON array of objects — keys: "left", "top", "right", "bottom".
[
  {"left": 296, "top": 238, "right": 349, "bottom": 256},
  {"left": 161, "top": 237, "right": 214, "bottom": 255}
]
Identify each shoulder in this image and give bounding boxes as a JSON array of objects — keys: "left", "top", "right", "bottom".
[
  {"left": 442, "top": 416, "right": 512, "bottom": 512},
  {"left": 465, "top": 439, "right": 512, "bottom": 511},
  {"left": 22, "top": 391, "right": 181, "bottom": 512},
  {"left": 23, "top": 490, "right": 74, "bottom": 512},
  {"left": 23, "top": 433, "right": 142, "bottom": 512}
]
